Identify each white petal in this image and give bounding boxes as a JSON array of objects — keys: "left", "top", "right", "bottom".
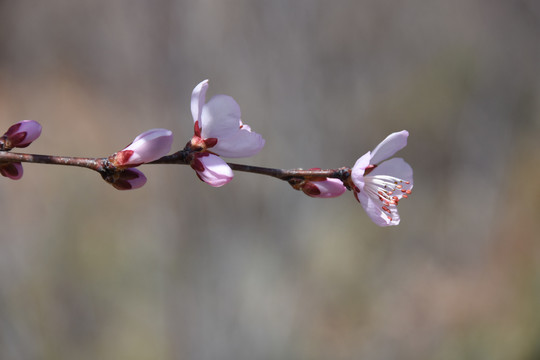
[
  {"left": 351, "top": 151, "right": 371, "bottom": 191},
  {"left": 132, "top": 128, "right": 173, "bottom": 143},
  {"left": 370, "top": 157, "right": 413, "bottom": 186},
  {"left": 239, "top": 121, "right": 251, "bottom": 131},
  {"left": 200, "top": 95, "right": 241, "bottom": 139},
  {"left": 370, "top": 130, "right": 409, "bottom": 165},
  {"left": 357, "top": 191, "right": 400, "bottom": 226},
  {"left": 211, "top": 128, "right": 265, "bottom": 158},
  {"left": 191, "top": 79, "right": 209, "bottom": 123}
]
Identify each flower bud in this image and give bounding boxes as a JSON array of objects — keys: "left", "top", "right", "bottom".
[
  {"left": 301, "top": 178, "right": 346, "bottom": 198},
  {"left": 2, "top": 120, "right": 42, "bottom": 149},
  {"left": 190, "top": 152, "right": 233, "bottom": 187},
  {"left": 113, "top": 128, "right": 173, "bottom": 167},
  {"left": 0, "top": 162, "right": 23, "bottom": 180},
  {"left": 111, "top": 168, "right": 147, "bottom": 190}
]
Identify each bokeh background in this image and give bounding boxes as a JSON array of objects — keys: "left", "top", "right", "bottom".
[{"left": 1, "top": 1, "right": 539, "bottom": 359}]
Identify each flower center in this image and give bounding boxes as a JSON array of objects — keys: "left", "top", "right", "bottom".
[{"left": 363, "top": 174, "right": 412, "bottom": 221}]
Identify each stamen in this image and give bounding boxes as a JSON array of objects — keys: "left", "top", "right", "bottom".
[{"left": 359, "top": 172, "right": 412, "bottom": 216}]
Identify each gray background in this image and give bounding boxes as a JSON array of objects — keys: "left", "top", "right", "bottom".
[{"left": 1, "top": 1, "right": 539, "bottom": 359}]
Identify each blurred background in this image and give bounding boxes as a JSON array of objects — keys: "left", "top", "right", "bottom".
[{"left": 1, "top": 0, "right": 539, "bottom": 359}]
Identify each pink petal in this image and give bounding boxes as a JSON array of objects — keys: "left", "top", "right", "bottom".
[
  {"left": 370, "top": 130, "right": 409, "bottom": 165},
  {"left": 200, "top": 95, "right": 241, "bottom": 139},
  {"left": 192, "top": 153, "right": 233, "bottom": 187},
  {"left": 191, "top": 79, "right": 209, "bottom": 123},
  {"left": 303, "top": 178, "right": 346, "bottom": 198},
  {"left": 211, "top": 128, "right": 265, "bottom": 158},
  {"left": 0, "top": 162, "right": 23, "bottom": 180},
  {"left": 350, "top": 151, "right": 371, "bottom": 191},
  {"left": 118, "top": 128, "right": 173, "bottom": 166},
  {"left": 357, "top": 191, "right": 400, "bottom": 226}
]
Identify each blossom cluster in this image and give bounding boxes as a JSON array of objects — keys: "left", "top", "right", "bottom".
[{"left": 0, "top": 80, "right": 413, "bottom": 226}]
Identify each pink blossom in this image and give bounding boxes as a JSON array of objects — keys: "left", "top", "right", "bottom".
[
  {"left": 190, "top": 152, "right": 233, "bottom": 187},
  {"left": 111, "top": 168, "right": 147, "bottom": 190},
  {"left": 0, "top": 162, "right": 23, "bottom": 180},
  {"left": 114, "top": 128, "right": 173, "bottom": 167},
  {"left": 190, "top": 79, "right": 265, "bottom": 158},
  {"left": 351, "top": 130, "right": 413, "bottom": 226},
  {"left": 2, "top": 120, "right": 42, "bottom": 149}
]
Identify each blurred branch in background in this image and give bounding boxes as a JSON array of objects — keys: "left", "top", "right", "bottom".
[{"left": 0, "top": 0, "right": 539, "bottom": 359}]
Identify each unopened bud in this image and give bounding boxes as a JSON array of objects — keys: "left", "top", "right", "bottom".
[
  {"left": 190, "top": 152, "right": 233, "bottom": 187},
  {"left": 1, "top": 120, "right": 42, "bottom": 149},
  {"left": 110, "top": 168, "right": 147, "bottom": 190},
  {"left": 113, "top": 128, "right": 173, "bottom": 167},
  {"left": 0, "top": 162, "right": 23, "bottom": 180},
  {"left": 301, "top": 178, "right": 346, "bottom": 198}
]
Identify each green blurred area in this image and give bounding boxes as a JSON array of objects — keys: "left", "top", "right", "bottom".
[{"left": 1, "top": 1, "right": 539, "bottom": 359}]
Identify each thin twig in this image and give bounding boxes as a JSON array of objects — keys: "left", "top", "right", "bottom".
[
  {"left": 0, "top": 151, "right": 105, "bottom": 171},
  {"left": 0, "top": 150, "right": 351, "bottom": 183}
]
